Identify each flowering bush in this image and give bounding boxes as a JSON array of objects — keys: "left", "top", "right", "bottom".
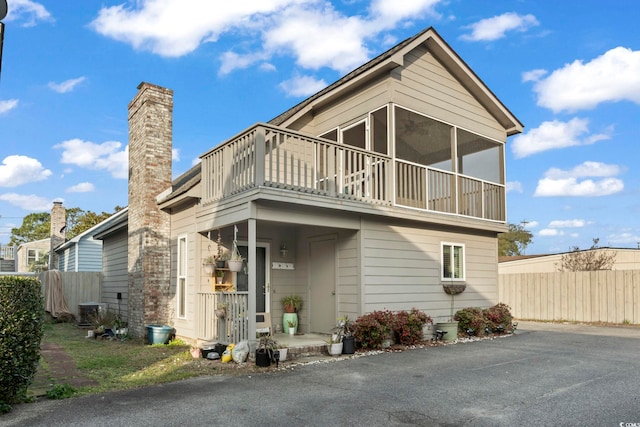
[
  {"left": 394, "top": 309, "right": 433, "bottom": 345},
  {"left": 454, "top": 307, "right": 487, "bottom": 336},
  {"left": 354, "top": 309, "right": 432, "bottom": 349},
  {"left": 483, "top": 303, "right": 513, "bottom": 332}
]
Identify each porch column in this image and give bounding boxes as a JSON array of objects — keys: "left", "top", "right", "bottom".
[{"left": 247, "top": 216, "right": 257, "bottom": 339}]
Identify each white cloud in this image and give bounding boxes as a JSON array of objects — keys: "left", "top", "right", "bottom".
[
  {"left": 66, "top": 182, "right": 95, "bottom": 193},
  {"left": 534, "top": 46, "right": 640, "bottom": 112},
  {"left": 522, "top": 220, "right": 538, "bottom": 229},
  {"left": 0, "top": 155, "right": 52, "bottom": 187},
  {"left": 460, "top": 12, "right": 539, "bottom": 42},
  {"left": 48, "top": 77, "right": 86, "bottom": 94},
  {"left": 172, "top": 149, "right": 180, "bottom": 161},
  {"left": 522, "top": 69, "right": 547, "bottom": 82},
  {"left": 191, "top": 157, "right": 202, "bottom": 166},
  {"left": 544, "top": 161, "right": 623, "bottom": 180},
  {"left": 506, "top": 181, "right": 523, "bottom": 193},
  {"left": 263, "top": 5, "right": 371, "bottom": 73},
  {"left": 91, "top": 0, "right": 444, "bottom": 75},
  {"left": 369, "top": 0, "right": 441, "bottom": 24},
  {"left": 534, "top": 161, "right": 624, "bottom": 197},
  {"left": 4, "top": 0, "right": 53, "bottom": 27},
  {"left": 608, "top": 232, "right": 640, "bottom": 246},
  {"left": 219, "top": 51, "right": 269, "bottom": 76},
  {"left": 0, "top": 99, "right": 19, "bottom": 114},
  {"left": 90, "top": 1, "right": 309, "bottom": 58},
  {"left": 279, "top": 74, "right": 327, "bottom": 97},
  {"left": 511, "top": 118, "right": 611, "bottom": 158},
  {"left": 54, "top": 138, "right": 128, "bottom": 179},
  {"left": 0, "top": 193, "right": 55, "bottom": 211},
  {"left": 548, "top": 219, "right": 589, "bottom": 228},
  {"left": 539, "top": 228, "right": 562, "bottom": 237}
]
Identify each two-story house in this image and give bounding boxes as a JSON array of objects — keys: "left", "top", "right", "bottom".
[{"left": 105, "top": 27, "right": 522, "bottom": 342}]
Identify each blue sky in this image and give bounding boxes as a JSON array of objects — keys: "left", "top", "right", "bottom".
[{"left": 0, "top": 0, "right": 639, "bottom": 254}]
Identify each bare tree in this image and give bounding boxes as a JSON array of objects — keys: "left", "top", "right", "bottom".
[{"left": 559, "top": 238, "right": 617, "bottom": 271}]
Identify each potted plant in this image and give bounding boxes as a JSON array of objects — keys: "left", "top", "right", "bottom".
[
  {"left": 287, "top": 319, "right": 296, "bottom": 336},
  {"left": 214, "top": 301, "right": 227, "bottom": 319},
  {"left": 276, "top": 344, "right": 288, "bottom": 362},
  {"left": 255, "top": 335, "right": 278, "bottom": 367},
  {"left": 215, "top": 269, "right": 225, "bottom": 284},
  {"left": 435, "top": 283, "right": 465, "bottom": 342},
  {"left": 326, "top": 334, "right": 343, "bottom": 356},
  {"left": 226, "top": 240, "right": 244, "bottom": 272},
  {"left": 282, "top": 295, "right": 302, "bottom": 334},
  {"left": 336, "top": 316, "right": 356, "bottom": 354},
  {"left": 203, "top": 254, "right": 216, "bottom": 275},
  {"left": 215, "top": 230, "right": 226, "bottom": 268}
]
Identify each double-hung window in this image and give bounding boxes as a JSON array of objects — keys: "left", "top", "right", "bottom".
[
  {"left": 177, "top": 235, "right": 187, "bottom": 319},
  {"left": 441, "top": 242, "right": 465, "bottom": 281}
]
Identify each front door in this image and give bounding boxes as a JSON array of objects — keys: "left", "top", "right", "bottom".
[
  {"left": 309, "top": 237, "right": 336, "bottom": 333},
  {"left": 236, "top": 245, "right": 269, "bottom": 312}
]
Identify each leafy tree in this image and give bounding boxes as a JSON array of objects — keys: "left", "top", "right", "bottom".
[
  {"left": 498, "top": 223, "right": 533, "bottom": 256},
  {"left": 9, "top": 207, "right": 121, "bottom": 245},
  {"left": 8, "top": 212, "right": 50, "bottom": 246},
  {"left": 559, "top": 238, "right": 617, "bottom": 271}
]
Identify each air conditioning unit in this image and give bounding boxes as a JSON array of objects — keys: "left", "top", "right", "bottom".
[{"left": 78, "top": 302, "right": 102, "bottom": 326}]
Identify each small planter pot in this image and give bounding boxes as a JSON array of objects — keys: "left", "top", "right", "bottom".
[
  {"left": 328, "top": 342, "right": 343, "bottom": 356},
  {"left": 255, "top": 349, "right": 272, "bottom": 367},
  {"left": 277, "top": 348, "right": 288, "bottom": 361},
  {"left": 342, "top": 336, "right": 355, "bottom": 354},
  {"left": 203, "top": 263, "right": 215, "bottom": 275},
  {"left": 145, "top": 324, "right": 173, "bottom": 345},
  {"left": 288, "top": 327, "right": 295, "bottom": 336},
  {"left": 214, "top": 309, "right": 226, "bottom": 319},
  {"left": 227, "top": 259, "right": 243, "bottom": 272},
  {"left": 435, "top": 321, "right": 459, "bottom": 342},
  {"left": 216, "top": 260, "right": 226, "bottom": 269}
]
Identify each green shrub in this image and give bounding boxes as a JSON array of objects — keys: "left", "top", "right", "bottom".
[
  {"left": 0, "top": 276, "right": 45, "bottom": 406},
  {"left": 354, "top": 309, "right": 432, "bottom": 349},
  {"left": 354, "top": 310, "right": 394, "bottom": 349},
  {"left": 46, "top": 383, "right": 76, "bottom": 400},
  {"left": 454, "top": 307, "right": 487, "bottom": 336}
]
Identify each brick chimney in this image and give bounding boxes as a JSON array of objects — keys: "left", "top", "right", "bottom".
[
  {"left": 49, "top": 201, "right": 66, "bottom": 270},
  {"left": 127, "top": 82, "right": 173, "bottom": 339}
]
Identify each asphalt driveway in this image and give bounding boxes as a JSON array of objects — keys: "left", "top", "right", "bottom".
[{"left": 3, "top": 321, "right": 639, "bottom": 426}]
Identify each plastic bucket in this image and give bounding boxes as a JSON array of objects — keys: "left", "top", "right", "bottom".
[{"left": 146, "top": 324, "right": 173, "bottom": 344}]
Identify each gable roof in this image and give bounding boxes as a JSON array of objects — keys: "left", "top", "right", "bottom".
[
  {"left": 270, "top": 27, "right": 523, "bottom": 136},
  {"left": 90, "top": 208, "right": 129, "bottom": 241}
]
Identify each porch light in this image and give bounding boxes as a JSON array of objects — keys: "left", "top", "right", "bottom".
[{"left": 280, "top": 242, "right": 288, "bottom": 258}]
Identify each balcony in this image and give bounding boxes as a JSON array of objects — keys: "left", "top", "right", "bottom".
[{"left": 200, "top": 123, "right": 505, "bottom": 222}]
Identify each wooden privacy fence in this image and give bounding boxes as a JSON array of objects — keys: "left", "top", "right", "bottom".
[
  {"left": 499, "top": 270, "right": 640, "bottom": 324},
  {"left": 39, "top": 271, "right": 102, "bottom": 318}
]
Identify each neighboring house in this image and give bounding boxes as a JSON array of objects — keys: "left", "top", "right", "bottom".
[
  {"left": 16, "top": 238, "right": 49, "bottom": 272},
  {"left": 93, "top": 208, "right": 129, "bottom": 315},
  {"left": 499, "top": 248, "right": 640, "bottom": 274},
  {"left": 104, "top": 27, "right": 523, "bottom": 341},
  {"left": 55, "top": 221, "right": 103, "bottom": 272}
]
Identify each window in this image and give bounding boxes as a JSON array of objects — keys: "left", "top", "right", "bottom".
[
  {"left": 177, "top": 235, "right": 187, "bottom": 319},
  {"left": 27, "top": 249, "right": 39, "bottom": 265},
  {"left": 442, "top": 242, "right": 465, "bottom": 280}
]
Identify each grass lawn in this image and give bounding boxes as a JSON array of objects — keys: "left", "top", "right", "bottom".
[{"left": 32, "top": 322, "right": 269, "bottom": 398}]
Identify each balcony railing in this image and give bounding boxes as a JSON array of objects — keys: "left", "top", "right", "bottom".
[{"left": 201, "top": 123, "right": 505, "bottom": 222}]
